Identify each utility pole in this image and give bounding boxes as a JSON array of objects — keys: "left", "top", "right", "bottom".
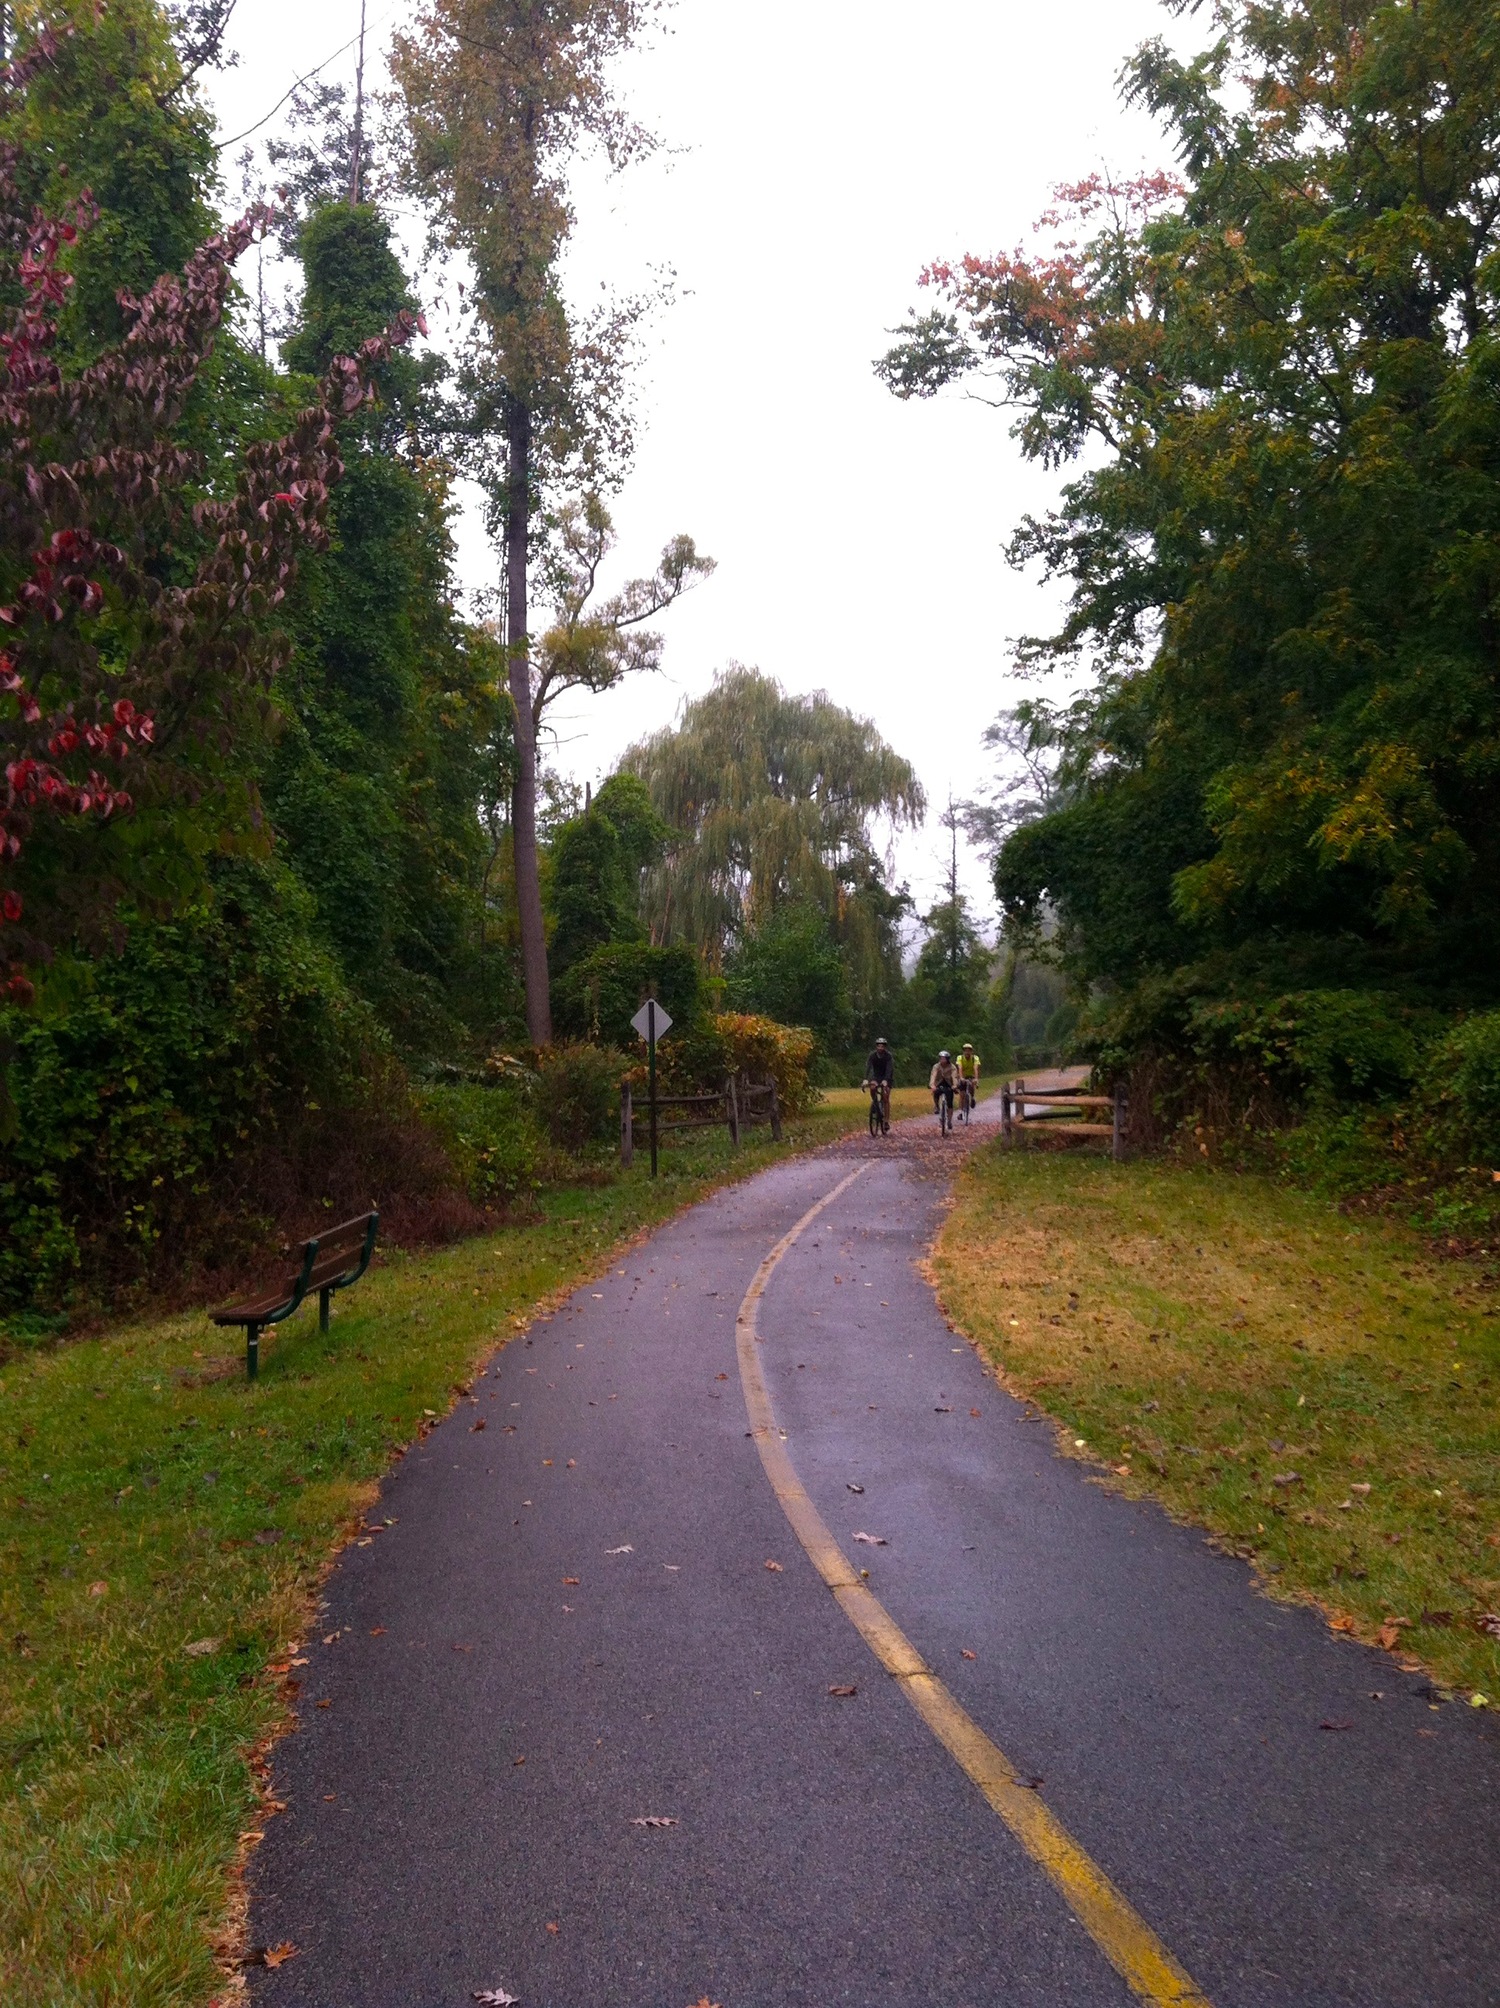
[{"left": 348, "top": 0, "right": 367, "bottom": 204}]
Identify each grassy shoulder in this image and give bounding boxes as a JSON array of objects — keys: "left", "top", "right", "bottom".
[
  {"left": 932, "top": 1142, "right": 1500, "bottom": 1703},
  {"left": 0, "top": 1104, "right": 856, "bottom": 2007}
]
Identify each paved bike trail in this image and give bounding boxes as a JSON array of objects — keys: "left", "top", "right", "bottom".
[{"left": 248, "top": 1109, "right": 1500, "bottom": 2007}]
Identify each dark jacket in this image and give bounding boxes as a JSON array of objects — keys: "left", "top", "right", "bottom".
[{"left": 867, "top": 1047, "right": 895, "bottom": 1085}]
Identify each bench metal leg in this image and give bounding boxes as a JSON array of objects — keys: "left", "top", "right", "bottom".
[
  {"left": 246, "top": 1324, "right": 260, "bottom": 1381},
  {"left": 320, "top": 1286, "right": 331, "bottom": 1333}
]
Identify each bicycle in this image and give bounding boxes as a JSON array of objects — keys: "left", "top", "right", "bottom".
[
  {"left": 958, "top": 1076, "right": 976, "bottom": 1125},
  {"left": 865, "top": 1079, "right": 890, "bottom": 1136},
  {"left": 934, "top": 1084, "right": 955, "bottom": 1136}
]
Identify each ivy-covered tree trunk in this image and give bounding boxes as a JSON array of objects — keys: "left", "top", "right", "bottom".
[{"left": 505, "top": 396, "right": 551, "bottom": 1045}]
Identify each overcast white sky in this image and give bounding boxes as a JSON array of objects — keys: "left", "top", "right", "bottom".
[{"left": 202, "top": 0, "right": 1195, "bottom": 932}]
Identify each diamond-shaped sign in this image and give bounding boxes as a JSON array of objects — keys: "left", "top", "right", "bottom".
[{"left": 630, "top": 1000, "right": 673, "bottom": 1042}]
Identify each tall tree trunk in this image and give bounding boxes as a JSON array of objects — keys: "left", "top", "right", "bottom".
[{"left": 505, "top": 396, "right": 553, "bottom": 1045}]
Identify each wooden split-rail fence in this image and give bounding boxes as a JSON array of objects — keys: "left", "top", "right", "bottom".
[
  {"left": 1000, "top": 1067, "right": 1128, "bottom": 1161},
  {"left": 619, "top": 1076, "right": 782, "bottom": 1167}
]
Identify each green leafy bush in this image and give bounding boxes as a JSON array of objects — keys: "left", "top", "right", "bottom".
[
  {"left": 551, "top": 941, "right": 703, "bottom": 1047},
  {"left": 533, "top": 1043, "right": 627, "bottom": 1151},
  {"left": 1185, "top": 989, "right": 1434, "bottom": 1107},
  {"left": 419, "top": 1079, "right": 545, "bottom": 1208},
  {"left": 660, "top": 1010, "right": 816, "bottom": 1116},
  {"left": 0, "top": 860, "right": 385, "bottom": 1309},
  {"left": 1412, "top": 1012, "right": 1500, "bottom": 1171}
]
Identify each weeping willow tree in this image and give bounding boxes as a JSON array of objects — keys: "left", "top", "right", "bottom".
[{"left": 622, "top": 666, "right": 924, "bottom": 1013}]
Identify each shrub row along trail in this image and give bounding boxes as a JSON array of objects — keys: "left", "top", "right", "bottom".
[{"left": 250, "top": 1102, "right": 1500, "bottom": 2008}]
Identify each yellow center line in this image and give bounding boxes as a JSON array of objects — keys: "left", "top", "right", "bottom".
[{"left": 735, "top": 1165, "right": 1213, "bottom": 2008}]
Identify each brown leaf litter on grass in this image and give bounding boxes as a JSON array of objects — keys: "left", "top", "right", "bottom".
[{"left": 932, "top": 1150, "right": 1500, "bottom": 1704}]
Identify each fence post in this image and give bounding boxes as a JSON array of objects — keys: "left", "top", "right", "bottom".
[
  {"left": 768, "top": 1077, "right": 783, "bottom": 1142},
  {"left": 1001, "top": 1084, "right": 1012, "bottom": 1143},
  {"left": 620, "top": 1082, "right": 633, "bottom": 1168},
  {"left": 725, "top": 1074, "right": 740, "bottom": 1147},
  {"left": 1112, "top": 1085, "right": 1126, "bottom": 1162}
]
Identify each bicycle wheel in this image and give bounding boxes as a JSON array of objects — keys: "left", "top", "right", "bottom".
[{"left": 869, "top": 1100, "right": 881, "bottom": 1138}]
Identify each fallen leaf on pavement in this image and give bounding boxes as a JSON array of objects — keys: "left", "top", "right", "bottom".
[
  {"left": 961, "top": 1649, "right": 977, "bottom": 1661},
  {"left": 542, "top": 1459, "right": 553, "bottom": 1468},
  {"left": 512, "top": 1756, "right": 526, "bottom": 1767},
  {"left": 369, "top": 1626, "right": 387, "bottom": 1636},
  {"left": 715, "top": 1373, "right": 729, "bottom": 1382},
  {"left": 764, "top": 1559, "right": 783, "bottom": 1571},
  {"left": 846, "top": 1482, "right": 864, "bottom": 1494},
  {"left": 562, "top": 1577, "right": 580, "bottom": 1586},
  {"left": 545, "top": 1921, "right": 560, "bottom": 1935},
  {"left": 605, "top": 1544, "right": 633, "bottom": 1554},
  {"left": 1320, "top": 1719, "right": 1352, "bottom": 1731},
  {"left": 828, "top": 1684, "right": 857, "bottom": 1697},
  {"left": 472, "top": 1990, "right": 520, "bottom": 2005},
  {"left": 472, "top": 1418, "right": 487, "bottom": 1432},
  {"left": 970, "top": 1408, "right": 981, "bottom": 1418},
  {"left": 1329, "top": 1615, "right": 1358, "bottom": 1635},
  {"left": 934, "top": 1406, "right": 952, "bottom": 1414},
  {"left": 316, "top": 1698, "right": 332, "bottom": 1709},
  {"left": 628, "top": 1815, "right": 678, "bottom": 1827},
  {"left": 685, "top": 1998, "right": 723, "bottom": 2007},
  {"left": 261, "top": 1943, "right": 299, "bottom": 1968},
  {"left": 852, "top": 1532, "right": 888, "bottom": 1546}
]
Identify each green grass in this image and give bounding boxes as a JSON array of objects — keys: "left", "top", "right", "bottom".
[
  {"left": 819, "top": 1079, "right": 998, "bottom": 1124},
  {"left": 934, "top": 1142, "right": 1500, "bottom": 1703},
  {"left": 0, "top": 1106, "right": 856, "bottom": 2006}
]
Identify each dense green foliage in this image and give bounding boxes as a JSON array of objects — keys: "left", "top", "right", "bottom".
[
  {"left": 272, "top": 203, "right": 511, "bottom": 1051},
  {"left": 884, "top": 0, "right": 1500, "bottom": 1191},
  {"left": 547, "top": 771, "right": 666, "bottom": 978},
  {"left": 0, "top": 860, "right": 381, "bottom": 1305},
  {"left": 0, "top": 9, "right": 517, "bottom": 1310},
  {"left": 725, "top": 900, "right": 851, "bottom": 1057},
  {"left": 552, "top": 939, "right": 703, "bottom": 1048}
]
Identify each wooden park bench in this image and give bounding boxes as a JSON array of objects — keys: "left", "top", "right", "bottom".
[{"left": 211, "top": 1210, "right": 380, "bottom": 1381}]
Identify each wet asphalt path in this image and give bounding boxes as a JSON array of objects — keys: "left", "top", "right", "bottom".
[{"left": 249, "top": 1106, "right": 1500, "bottom": 2007}]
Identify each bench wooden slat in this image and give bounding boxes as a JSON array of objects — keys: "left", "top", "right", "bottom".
[{"left": 210, "top": 1210, "right": 378, "bottom": 1380}]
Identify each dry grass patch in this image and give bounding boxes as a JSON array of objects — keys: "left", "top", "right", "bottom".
[{"left": 933, "top": 1145, "right": 1500, "bottom": 1701}]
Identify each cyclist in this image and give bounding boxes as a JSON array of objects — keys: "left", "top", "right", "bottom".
[
  {"left": 865, "top": 1036, "right": 894, "bottom": 1132},
  {"left": 957, "top": 1042, "right": 981, "bottom": 1121},
  {"left": 930, "top": 1050, "right": 958, "bottom": 1129}
]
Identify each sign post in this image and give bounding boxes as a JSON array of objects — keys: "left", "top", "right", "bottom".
[{"left": 629, "top": 997, "right": 673, "bottom": 1178}]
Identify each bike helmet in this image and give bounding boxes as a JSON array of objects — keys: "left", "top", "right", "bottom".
[
  {"left": 939, "top": 1050, "right": 950, "bottom": 1059},
  {"left": 962, "top": 1042, "right": 974, "bottom": 1050},
  {"left": 875, "top": 1036, "right": 888, "bottom": 1046}
]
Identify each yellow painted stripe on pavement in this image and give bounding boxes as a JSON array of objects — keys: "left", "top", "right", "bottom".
[{"left": 735, "top": 1167, "right": 1213, "bottom": 2008}]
